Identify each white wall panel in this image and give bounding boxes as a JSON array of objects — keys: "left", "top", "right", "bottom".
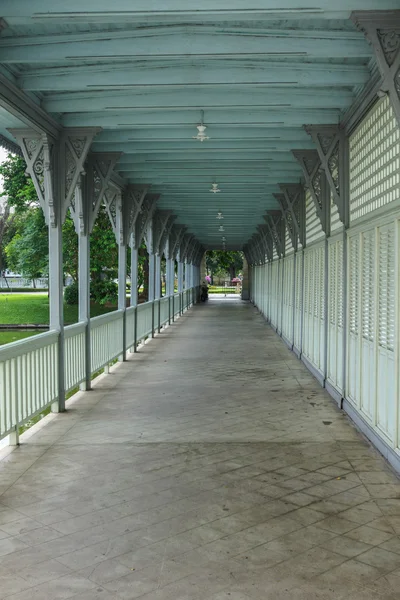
[
  {"left": 270, "top": 260, "right": 279, "bottom": 329},
  {"left": 347, "top": 217, "right": 399, "bottom": 447},
  {"left": 294, "top": 251, "right": 303, "bottom": 353},
  {"left": 282, "top": 254, "right": 294, "bottom": 344},
  {"left": 249, "top": 95, "right": 400, "bottom": 467},
  {"left": 302, "top": 242, "right": 325, "bottom": 375},
  {"left": 327, "top": 236, "right": 344, "bottom": 393}
]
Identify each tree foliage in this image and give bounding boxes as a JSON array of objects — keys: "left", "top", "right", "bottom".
[
  {"left": 0, "top": 153, "right": 150, "bottom": 301},
  {"left": 0, "top": 154, "right": 39, "bottom": 272},
  {"left": 206, "top": 250, "right": 243, "bottom": 281},
  {"left": 5, "top": 208, "right": 48, "bottom": 281}
]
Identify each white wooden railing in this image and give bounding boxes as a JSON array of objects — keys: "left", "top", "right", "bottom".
[
  {"left": 160, "top": 296, "right": 170, "bottom": 327},
  {"left": 0, "top": 330, "right": 58, "bottom": 440},
  {"left": 64, "top": 322, "right": 86, "bottom": 392},
  {"left": 174, "top": 293, "right": 180, "bottom": 317},
  {"left": 91, "top": 310, "right": 125, "bottom": 372},
  {"left": 0, "top": 288, "right": 198, "bottom": 444}
]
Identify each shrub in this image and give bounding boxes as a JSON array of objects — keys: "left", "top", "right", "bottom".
[
  {"left": 90, "top": 280, "right": 118, "bottom": 305},
  {"left": 64, "top": 281, "right": 79, "bottom": 305}
]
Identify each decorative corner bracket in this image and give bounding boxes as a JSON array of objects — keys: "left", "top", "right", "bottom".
[
  {"left": 135, "top": 194, "right": 159, "bottom": 250},
  {"left": 292, "top": 149, "right": 329, "bottom": 235},
  {"left": 352, "top": 10, "right": 400, "bottom": 126},
  {"left": 8, "top": 127, "right": 101, "bottom": 227},
  {"left": 264, "top": 210, "right": 285, "bottom": 258},
  {"left": 257, "top": 224, "right": 273, "bottom": 262},
  {"left": 304, "top": 125, "right": 349, "bottom": 227},
  {"left": 168, "top": 225, "right": 187, "bottom": 261},
  {"left": 179, "top": 234, "right": 195, "bottom": 263},
  {"left": 72, "top": 152, "right": 121, "bottom": 236},
  {"left": 278, "top": 183, "right": 306, "bottom": 247}
]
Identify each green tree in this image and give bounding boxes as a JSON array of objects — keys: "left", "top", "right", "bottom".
[
  {"left": 206, "top": 250, "right": 243, "bottom": 282},
  {"left": 0, "top": 154, "right": 38, "bottom": 273},
  {"left": 0, "top": 154, "right": 37, "bottom": 213},
  {"left": 5, "top": 208, "right": 48, "bottom": 283},
  {"left": 1, "top": 153, "right": 152, "bottom": 303}
]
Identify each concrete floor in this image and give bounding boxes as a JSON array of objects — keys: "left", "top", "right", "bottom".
[{"left": 1, "top": 297, "right": 400, "bottom": 599}]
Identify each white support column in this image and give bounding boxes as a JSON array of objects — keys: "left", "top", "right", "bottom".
[
  {"left": 178, "top": 260, "right": 184, "bottom": 293},
  {"left": 78, "top": 231, "right": 91, "bottom": 390},
  {"left": 118, "top": 239, "right": 127, "bottom": 361},
  {"left": 117, "top": 196, "right": 127, "bottom": 361},
  {"left": 184, "top": 261, "right": 188, "bottom": 289},
  {"left": 177, "top": 259, "right": 184, "bottom": 314},
  {"left": 118, "top": 243, "right": 127, "bottom": 310},
  {"left": 166, "top": 257, "right": 174, "bottom": 296},
  {"left": 130, "top": 240, "right": 138, "bottom": 307},
  {"left": 49, "top": 221, "right": 65, "bottom": 413},
  {"left": 149, "top": 254, "right": 156, "bottom": 302},
  {"left": 155, "top": 254, "right": 161, "bottom": 300}
]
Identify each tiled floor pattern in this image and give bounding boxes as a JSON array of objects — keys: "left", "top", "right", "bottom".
[{"left": 1, "top": 297, "right": 400, "bottom": 599}]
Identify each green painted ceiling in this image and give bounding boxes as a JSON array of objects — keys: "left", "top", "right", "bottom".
[{"left": 0, "top": 1, "right": 397, "bottom": 249}]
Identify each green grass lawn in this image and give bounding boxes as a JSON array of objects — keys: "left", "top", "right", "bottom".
[
  {"left": 0, "top": 293, "right": 114, "bottom": 326},
  {"left": 0, "top": 329, "right": 42, "bottom": 346},
  {"left": 209, "top": 286, "right": 240, "bottom": 293}
]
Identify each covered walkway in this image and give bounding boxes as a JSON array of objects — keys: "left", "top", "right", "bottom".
[{"left": 1, "top": 299, "right": 400, "bottom": 599}]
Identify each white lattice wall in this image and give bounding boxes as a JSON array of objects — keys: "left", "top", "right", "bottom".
[{"left": 350, "top": 96, "right": 400, "bottom": 222}]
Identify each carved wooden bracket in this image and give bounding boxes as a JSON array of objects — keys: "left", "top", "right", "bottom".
[
  {"left": 133, "top": 193, "right": 159, "bottom": 250},
  {"left": 257, "top": 224, "right": 273, "bottom": 262},
  {"left": 352, "top": 10, "right": 400, "bottom": 126},
  {"left": 179, "top": 233, "right": 195, "bottom": 262},
  {"left": 304, "top": 125, "right": 349, "bottom": 227},
  {"left": 168, "top": 225, "right": 187, "bottom": 260},
  {"left": 292, "top": 149, "right": 329, "bottom": 234},
  {"left": 264, "top": 210, "right": 285, "bottom": 258},
  {"left": 279, "top": 183, "right": 306, "bottom": 247},
  {"left": 9, "top": 127, "right": 100, "bottom": 227},
  {"left": 72, "top": 152, "right": 121, "bottom": 236}
]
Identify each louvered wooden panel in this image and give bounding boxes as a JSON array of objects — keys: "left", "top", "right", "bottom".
[
  {"left": 282, "top": 255, "right": 294, "bottom": 343},
  {"left": 303, "top": 244, "right": 325, "bottom": 374},
  {"left": 360, "top": 228, "right": 376, "bottom": 422},
  {"left": 327, "top": 237, "right": 344, "bottom": 393},
  {"left": 347, "top": 233, "right": 361, "bottom": 407},
  {"left": 361, "top": 230, "right": 375, "bottom": 343},
  {"left": 277, "top": 260, "right": 282, "bottom": 334},
  {"left": 294, "top": 251, "right": 303, "bottom": 352},
  {"left": 317, "top": 245, "right": 325, "bottom": 371},
  {"left": 377, "top": 223, "right": 396, "bottom": 442}
]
